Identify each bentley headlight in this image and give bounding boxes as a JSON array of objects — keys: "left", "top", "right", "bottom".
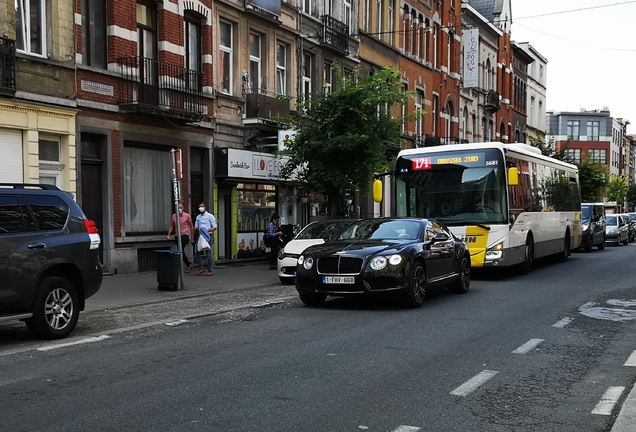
[
  {"left": 370, "top": 256, "right": 388, "bottom": 271},
  {"left": 388, "top": 255, "right": 403, "bottom": 265},
  {"left": 303, "top": 257, "right": 314, "bottom": 270},
  {"left": 298, "top": 255, "right": 305, "bottom": 265},
  {"left": 582, "top": 223, "right": 588, "bottom": 231},
  {"left": 278, "top": 249, "right": 286, "bottom": 260}
]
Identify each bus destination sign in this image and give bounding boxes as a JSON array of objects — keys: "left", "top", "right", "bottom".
[{"left": 411, "top": 152, "right": 487, "bottom": 171}]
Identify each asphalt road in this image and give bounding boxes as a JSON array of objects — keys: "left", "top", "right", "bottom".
[{"left": 2, "top": 245, "right": 636, "bottom": 432}]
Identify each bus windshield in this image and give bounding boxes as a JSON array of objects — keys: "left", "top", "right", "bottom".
[{"left": 395, "top": 149, "right": 507, "bottom": 226}]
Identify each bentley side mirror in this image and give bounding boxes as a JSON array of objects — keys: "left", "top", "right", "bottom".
[{"left": 431, "top": 232, "right": 450, "bottom": 243}]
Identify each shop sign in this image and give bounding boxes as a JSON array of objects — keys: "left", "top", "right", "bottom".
[{"left": 226, "top": 148, "right": 291, "bottom": 181}]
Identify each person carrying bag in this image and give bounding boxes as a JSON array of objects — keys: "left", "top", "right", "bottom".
[{"left": 266, "top": 213, "right": 284, "bottom": 270}]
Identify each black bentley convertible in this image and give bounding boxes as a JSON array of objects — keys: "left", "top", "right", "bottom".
[{"left": 295, "top": 218, "right": 471, "bottom": 308}]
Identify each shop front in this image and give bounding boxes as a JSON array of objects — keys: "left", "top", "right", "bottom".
[{"left": 214, "top": 148, "right": 301, "bottom": 260}]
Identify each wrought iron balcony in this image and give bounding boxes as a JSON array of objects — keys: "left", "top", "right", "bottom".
[
  {"left": 117, "top": 56, "right": 205, "bottom": 122},
  {"left": 0, "top": 37, "right": 17, "bottom": 96},
  {"left": 484, "top": 90, "right": 500, "bottom": 112},
  {"left": 244, "top": 90, "right": 290, "bottom": 121},
  {"left": 319, "top": 15, "right": 349, "bottom": 53}
]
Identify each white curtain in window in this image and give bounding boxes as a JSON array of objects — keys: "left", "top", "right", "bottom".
[{"left": 123, "top": 146, "right": 172, "bottom": 233}]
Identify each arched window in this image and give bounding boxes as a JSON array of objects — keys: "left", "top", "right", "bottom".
[
  {"left": 423, "top": 19, "right": 430, "bottom": 63},
  {"left": 403, "top": 6, "right": 410, "bottom": 53},
  {"left": 448, "top": 31, "right": 454, "bottom": 73},
  {"left": 485, "top": 59, "right": 491, "bottom": 90},
  {"left": 411, "top": 11, "right": 417, "bottom": 56},
  {"left": 499, "top": 122, "right": 506, "bottom": 142},
  {"left": 471, "top": 113, "right": 477, "bottom": 143},
  {"left": 445, "top": 101, "right": 454, "bottom": 140}
]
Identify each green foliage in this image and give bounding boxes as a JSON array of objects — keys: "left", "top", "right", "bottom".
[
  {"left": 578, "top": 158, "right": 608, "bottom": 202},
  {"left": 528, "top": 135, "right": 556, "bottom": 158},
  {"left": 605, "top": 176, "right": 628, "bottom": 205},
  {"left": 626, "top": 184, "right": 636, "bottom": 210},
  {"left": 279, "top": 65, "right": 420, "bottom": 217}
]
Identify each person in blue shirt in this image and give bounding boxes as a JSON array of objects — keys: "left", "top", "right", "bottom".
[
  {"left": 194, "top": 201, "right": 217, "bottom": 276},
  {"left": 266, "top": 213, "right": 283, "bottom": 270}
]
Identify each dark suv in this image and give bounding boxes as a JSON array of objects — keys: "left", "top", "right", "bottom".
[
  {"left": 0, "top": 184, "right": 103, "bottom": 339},
  {"left": 580, "top": 203, "right": 606, "bottom": 252}
]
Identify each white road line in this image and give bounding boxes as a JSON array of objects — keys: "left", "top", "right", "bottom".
[
  {"left": 624, "top": 350, "right": 636, "bottom": 367},
  {"left": 165, "top": 319, "right": 188, "bottom": 327},
  {"left": 450, "top": 370, "right": 499, "bottom": 397},
  {"left": 512, "top": 338, "right": 545, "bottom": 354},
  {"left": 37, "top": 335, "right": 111, "bottom": 351},
  {"left": 592, "top": 386, "right": 625, "bottom": 415},
  {"left": 391, "top": 426, "right": 421, "bottom": 432},
  {"left": 581, "top": 302, "right": 597, "bottom": 309},
  {"left": 552, "top": 317, "right": 574, "bottom": 328}
]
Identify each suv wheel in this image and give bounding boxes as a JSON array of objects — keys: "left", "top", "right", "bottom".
[{"left": 26, "top": 277, "right": 80, "bottom": 340}]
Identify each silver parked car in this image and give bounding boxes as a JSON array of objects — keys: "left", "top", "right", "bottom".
[{"left": 605, "top": 214, "right": 629, "bottom": 246}]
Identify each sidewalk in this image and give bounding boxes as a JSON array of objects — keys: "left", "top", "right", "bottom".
[{"left": 85, "top": 259, "right": 284, "bottom": 313}]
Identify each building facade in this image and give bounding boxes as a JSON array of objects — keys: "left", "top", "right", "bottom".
[
  {"left": 547, "top": 109, "right": 620, "bottom": 180},
  {"left": 0, "top": 0, "right": 78, "bottom": 196},
  {"left": 517, "top": 42, "right": 547, "bottom": 143},
  {"left": 459, "top": 0, "right": 514, "bottom": 144},
  {"left": 511, "top": 41, "right": 533, "bottom": 143}
]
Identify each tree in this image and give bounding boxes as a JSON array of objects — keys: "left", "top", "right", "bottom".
[
  {"left": 280, "top": 65, "right": 418, "bottom": 217},
  {"left": 578, "top": 158, "right": 608, "bottom": 202},
  {"left": 626, "top": 184, "right": 636, "bottom": 211},
  {"left": 605, "top": 175, "right": 628, "bottom": 205}
]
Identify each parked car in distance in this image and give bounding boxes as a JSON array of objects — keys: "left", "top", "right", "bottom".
[
  {"left": 624, "top": 213, "right": 636, "bottom": 242},
  {"left": 605, "top": 214, "right": 629, "bottom": 246},
  {"left": 580, "top": 203, "right": 606, "bottom": 252},
  {"left": 295, "top": 218, "right": 471, "bottom": 308},
  {"left": 0, "top": 184, "right": 103, "bottom": 339},
  {"left": 277, "top": 219, "right": 358, "bottom": 285}
]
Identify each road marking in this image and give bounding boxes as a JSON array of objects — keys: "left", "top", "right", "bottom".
[
  {"left": 450, "top": 370, "right": 499, "bottom": 397},
  {"left": 624, "top": 350, "right": 636, "bottom": 367},
  {"left": 581, "top": 302, "right": 597, "bottom": 309},
  {"left": 512, "top": 338, "right": 545, "bottom": 354},
  {"left": 391, "top": 427, "right": 421, "bottom": 432},
  {"left": 552, "top": 317, "right": 574, "bottom": 328},
  {"left": 37, "top": 335, "right": 111, "bottom": 351},
  {"left": 592, "top": 386, "right": 625, "bottom": 415}
]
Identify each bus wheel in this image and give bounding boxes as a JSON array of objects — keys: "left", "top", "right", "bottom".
[
  {"left": 519, "top": 237, "right": 534, "bottom": 275},
  {"left": 557, "top": 232, "right": 570, "bottom": 263}
]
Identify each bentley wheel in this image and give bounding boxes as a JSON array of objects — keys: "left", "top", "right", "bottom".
[
  {"left": 299, "top": 292, "right": 327, "bottom": 306},
  {"left": 405, "top": 262, "right": 426, "bottom": 308},
  {"left": 584, "top": 236, "right": 592, "bottom": 253},
  {"left": 449, "top": 254, "right": 471, "bottom": 294}
]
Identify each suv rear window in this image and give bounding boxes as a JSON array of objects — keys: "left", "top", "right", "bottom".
[
  {"left": 26, "top": 195, "right": 69, "bottom": 231},
  {"left": 0, "top": 196, "right": 37, "bottom": 234}
]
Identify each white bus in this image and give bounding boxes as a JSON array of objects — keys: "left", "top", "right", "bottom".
[{"left": 388, "top": 142, "right": 581, "bottom": 273}]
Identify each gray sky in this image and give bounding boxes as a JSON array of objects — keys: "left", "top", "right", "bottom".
[{"left": 510, "top": 0, "right": 636, "bottom": 134}]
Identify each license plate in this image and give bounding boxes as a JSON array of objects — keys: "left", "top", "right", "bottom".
[{"left": 323, "top": 276, "right": 355, "bottom": 284}]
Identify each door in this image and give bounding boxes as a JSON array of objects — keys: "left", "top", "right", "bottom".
[
  {"left": 427, "top": 221, "right": 455, "bottom": 279},
  {"left": 0, "top": 195, "right": 45, "bottom": 311},
  {"left": 81, "top": 162, "right": 104, "bottom": 262}
]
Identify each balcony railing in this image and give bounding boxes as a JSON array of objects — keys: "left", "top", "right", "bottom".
[
  {"left": 245, "top": 90, "right": 290, "bottom": 120},
  {"left": 484, "top": 90, "right": 500, "bottom": 112},
  {"left": 117, "top": 56, "right": 204, "bottom": 121},
  {"left": 319, "top": 15, "right": 349, "bottom": 53},
  {"left": 0, "top": 37, "right": 17, "bottom": 96}
]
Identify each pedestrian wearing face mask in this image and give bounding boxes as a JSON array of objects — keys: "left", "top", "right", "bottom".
[
  {"left": 167, "top": 203, "right": 194, "bottom": 272},
  {"left": 194, "top": 202, "right": 217, "bottom": 276}
]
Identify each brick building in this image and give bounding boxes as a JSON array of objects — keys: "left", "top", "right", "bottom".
[
  {"left": 517, "top": 42, "right": 547, "bottom": 144},
  {"left": 459, "top": 0, "right": 514, "bottom": 144},
  {"left": 511, "top": 40, "right": 533, "bottom": 142}
]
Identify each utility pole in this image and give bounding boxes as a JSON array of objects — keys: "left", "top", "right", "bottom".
[{"left": 170, "top": 148, "right": 186, "bottom": 290}]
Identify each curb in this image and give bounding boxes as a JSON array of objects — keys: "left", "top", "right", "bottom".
[
  {"left": 611, "top": 382, "right": 636, "bottom": 432},
  {"left": 86, "top": 282, "right": 287, "bottom": 313}
]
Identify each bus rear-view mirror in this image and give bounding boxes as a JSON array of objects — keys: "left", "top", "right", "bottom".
[
  {"left": 373, "top": 179, "right": 383, "bottom": 203},
  {"left": 508, "top": 167, "right": 519, "bottom": 186}
]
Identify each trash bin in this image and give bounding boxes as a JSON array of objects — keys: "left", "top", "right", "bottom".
[{"left": 156, "top": 250, "right": 181, "bottom": 291}]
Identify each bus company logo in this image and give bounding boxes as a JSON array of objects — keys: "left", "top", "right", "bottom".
[
  {"left": 412, "top": 157, "right": 432, "bottom": 170},
  {"left": 458, "top": 234, "right": 484, "bottom": 243}
]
